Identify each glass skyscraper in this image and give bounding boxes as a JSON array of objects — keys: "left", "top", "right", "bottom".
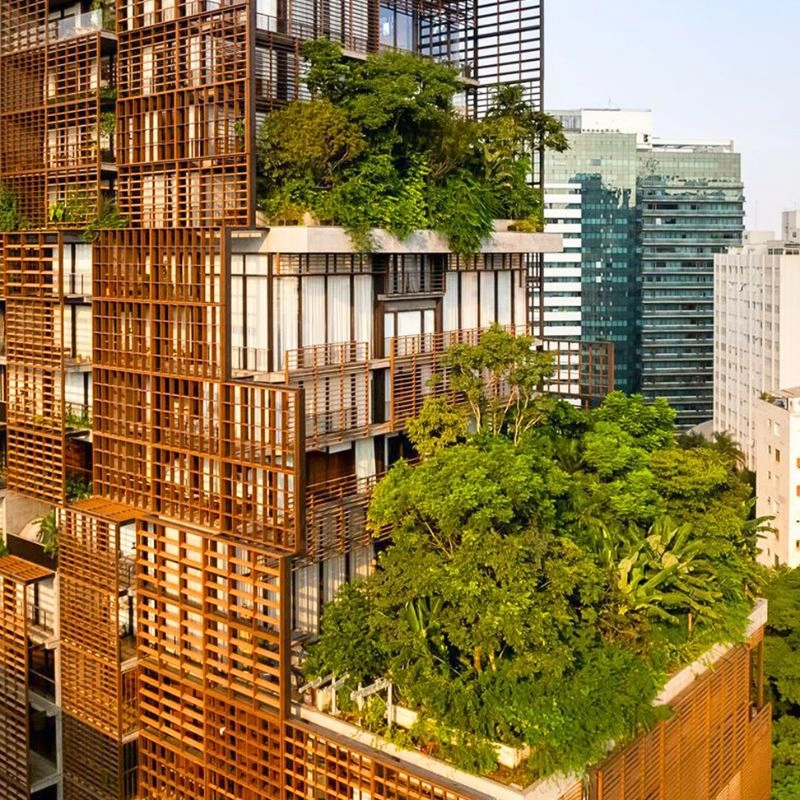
[{"left": 544, "top": 110, "right": 744, "bottom": 427}]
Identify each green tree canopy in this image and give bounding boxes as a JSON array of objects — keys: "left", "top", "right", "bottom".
[
  {"left": 306, "top": 379, "right": 762, "bottom": 779},
  {"left": 257, "top": 40, "right": 569, "bottom": 254},
  {"left": 764, "top": 569, "right": 800, "bottom": 800}
]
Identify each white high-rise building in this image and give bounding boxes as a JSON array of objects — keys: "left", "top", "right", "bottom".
[
  {"left": 542, "top": 183, "right": 582, "bottom": 339},
  {"left": 755, "top": 389, "right": 800, "bottom": 567},
  {"left": 713, "top": 219, "right": 800, "bottom": 468}
]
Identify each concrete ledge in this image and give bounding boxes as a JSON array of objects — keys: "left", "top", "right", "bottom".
[
  {"left": 293, "top": 601, "right": 767, "bottom": 799},
  {"left": 654, "top": 597, "right": 768, "bottom": 705},
  {"left": 247, "top": 225, "right": 563, "bottom": 256},
  {"left": 294, "top": 704, "right": 581, "bottom": 800}
]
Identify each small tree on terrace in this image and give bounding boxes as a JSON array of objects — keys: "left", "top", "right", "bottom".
[{"left": 441, "top": 324, "right": 555, "bottom": 442}]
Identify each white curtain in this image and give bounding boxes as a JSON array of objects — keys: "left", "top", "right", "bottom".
[
  {"left": 294, "top": 564, "right": 320, "bottom": 635},
  {"left": 323, "top": 555, "right": 346, "bottom": 605},
  {"left": 460, "top": 273, "right": 478, "bottom": 330},
  {"left": 496, "top": 271, "right": 512, "bottom": 325},
  {"left": 301, "top": 276, "right": 326, "bottom": 347},
  {"left": 514, "top": 270, "right": 526, "bottom": 328},
  {"left": 273, "top": 276, "right": 298, "bottom": 370},
  {"left": 350, "top": 545, "right": 374, "bottom": 580},
  {"left": 480, "top": 272, "right": 496, "bottom": 327},
  {"left": 353, "top": 275, "right": 373, "bottom": 355},
  {"left": 355, "top": 436, "right": 376, "bottom": 480},
  {"left": 327, "top": 276, "right": 350, "bottom": 344},
  {"left": 443, "top": 272, "right": 459, "bottom": 331}
]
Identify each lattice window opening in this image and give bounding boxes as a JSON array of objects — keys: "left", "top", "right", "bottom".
[
  {"left": 152, "top": 307, "right": 223, "bottom": 379},
  {"left": 0, "top": 49, "right": 45, "bottom": 111},
  {"left": 119, "top": 167, "right": 248, "bottom": 228},
  {"left": 46, "top": 37, "right": 104, "bottom": 102},
  {"left": 95, "top": 302, "right": 152, "bottom": 368},
  {"left": 300, "top": 371, "right": 370, "bottom": 445},
  {"left": 0, "top": 112, "right": 46, "bottom": 172},
  {"left": 45, "top": 117, "right": 100, "bottom": 171},
  {"left": 7, "top": 368, "right": 64, "bottom": 425},
  {"left": 156, "top": 451, "right": 222, "bottom": 525},
  {"left": 116, "top": 15, "right": 247, "bottom": 98},
  {"left": 0, "top": 1, "right": 48, "bottom": 53},
  {"left": 139, "top": 670, "right": 207, "bottom": 748}
]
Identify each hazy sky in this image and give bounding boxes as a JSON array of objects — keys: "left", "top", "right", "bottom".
[{"left": 546, "top": 0, "right": 798, "bottom": 232}]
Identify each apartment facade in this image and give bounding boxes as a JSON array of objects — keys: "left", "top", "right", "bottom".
[
  {"left": 545, "top": 109, "right": 744, "bottom": 428},
  {"left": 714, "top": 224, "right": 800, "bottom": 469},
  {"left": 0, "top": 4, "right": 768, "bottom": 800},
  {"left": 755, "top": 389, "right": 800, "bottom": 567}
]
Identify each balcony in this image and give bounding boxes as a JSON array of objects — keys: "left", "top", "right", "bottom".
[
  {"left": 54, "top": 10, "right": 113, "bottom": 40},
  {"left": 285, "top": 342, "right": 371, "bottom": 450}
]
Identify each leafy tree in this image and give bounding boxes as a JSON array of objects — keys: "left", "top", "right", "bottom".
[
  {"left": 256, "top": 41, "right": 569, "bottom": 255},
  {"left": 441, "top": 324, "right": 555, "bottom": 442},
  {"left": 306, "top": 381, "right": 760, "bottom": 778},
  {"left": 405, "top": 397, "right": 469, "bottom": 460}
]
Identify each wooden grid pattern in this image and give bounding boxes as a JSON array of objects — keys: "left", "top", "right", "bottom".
[
  {"left": 284, "top": 723, "right": 482, "bottom": 800},
  {"left": 0, "top": 566, "right": 31, "bottom": 800},
  {"left": 115, "top": 1, "right": 253, "bottom": 228},
  {"left": 0, "top": 1, "right": 115, "bottom": 227},
  {"left": 285, "top": 342, "right": 371, "bottom": 451},
  {"left": 62, "top": 713, "right": 125, "bottom": 800},
  {"left": 59, "top": 504, "right": 134, "bottom": 737},
  {"left": 300, "top": 462, "right": 401, "bottom": 565},
  {"left": 0, "top": 1, "right": 47, "bottom": 225},
  {"left": 388, "top": 326, "right": 613, "bottom": 431},
  {"left": 137, "top": 521, "right": 289, "bottom": 799},
  {"left": 387, "top": 324, "right": 524, "bottom": 430},
  {"left": 2, "top": 231, "right": 66, "bottom": 503},
  {"left": 45, "top": 30, "right": 113, "bottom": 226},
  {"left": 93, "top": 228, "right": 223, "bottom": 510},
  {"left": 222, "top": 381, "right": 301, "bottom": 551},
  {"left": 592, "top": 639, "right": 771, "bottom": 800}
]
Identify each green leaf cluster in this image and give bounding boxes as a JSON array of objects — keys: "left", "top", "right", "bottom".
[
  {"left": 36, "top": 510, "right": 59, "bottom": 558},
  {"left": 256, "top": 40, "right": 568, "bottom": 255},
  {"left": 306, "top": 389, "right": 761, "bottom": 779},
  {"left": 49, "top": 193, "right": 127, "bottom": 241},
  {"left": 764, "top": 569, "right": 800, "bottom": 798},
  {"left": 0, "top": 183, "right": 27, "bottom": 232}
]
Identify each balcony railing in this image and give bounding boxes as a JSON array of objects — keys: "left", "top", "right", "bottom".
[
  {"left": 54, "top": 10, "right": 111, "bottom": 40},
  {"left": 27, "top": 604, "right": 54, "bottom": 636},
  {"left": 254, "top": 13, "right": 370, "bottom": 52},
  {"left": 232, "top": 346, "right": 271, "bottom": 374},
  {"left": 305, "top": 406, "right": 367, "bottom": 450},
  {"left": 285, "top": 341, "right": 368, "bottom": 373},
  {"left": 304, "top": 465, "right": 399, "bottom": 562}
]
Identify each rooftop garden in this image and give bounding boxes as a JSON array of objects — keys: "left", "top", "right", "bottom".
[
  {"left": 256, "top": 41, "right": 568, "bottom": 255},
  {"left": 303, "top": 326, "right": 767, "bottom": 782}
]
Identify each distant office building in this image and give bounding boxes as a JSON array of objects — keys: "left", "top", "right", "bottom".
[
  {"left": 544, "top": 109, "right": 744, "bottom": 427},
  {"left": 538, "top": 184, "right": 585, "bottom": 402},
  {"left": 714, "top": 221, "right": 800, "bottom": 468},
  {"left": 755, "top": 389, "right": 800, "bottom": 567},
  {"left": 543, "top": 183, "right": 583, "bottom": 339}
]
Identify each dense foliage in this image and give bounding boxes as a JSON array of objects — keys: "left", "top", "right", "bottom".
[
  {"left": 0, "top": 183, "right": 27, "bottom": 231},
  {"left": 256, "top": 40, "right": 568, "bottom": 254},
  {"left": 306, "top": 328, "right": 764, "bottom": 779},
  {"left": 765, "top": 569, "right": 800, "bottom": 800}
]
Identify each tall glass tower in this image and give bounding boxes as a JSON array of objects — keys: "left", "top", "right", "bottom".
[{"left": 544, "top": 110, "right": 744, "bottom": 427}]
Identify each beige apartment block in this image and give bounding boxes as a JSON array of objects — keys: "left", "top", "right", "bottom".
[
  {"left": 755, "top": 389, "right": 800, "bottom": 566},
  {"left": 714, "top": 217, "right": 800, "bottom": 468}
]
